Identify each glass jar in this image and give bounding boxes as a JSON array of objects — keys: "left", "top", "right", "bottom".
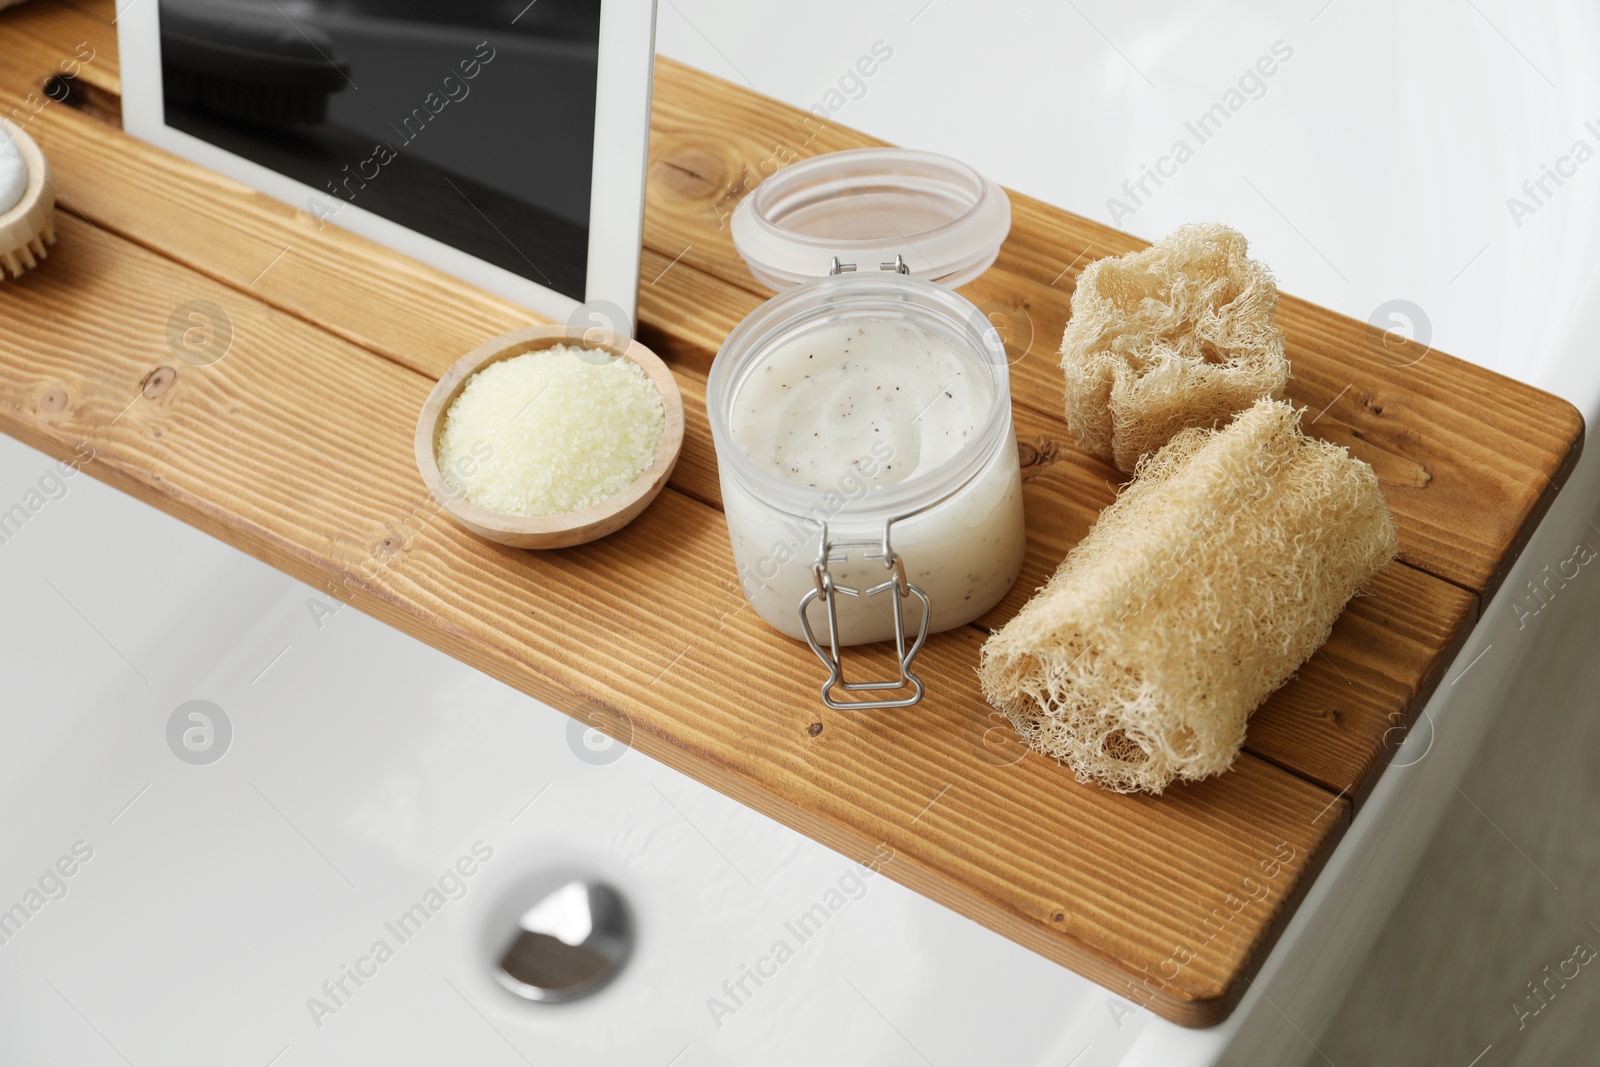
[{"left": 707, "top": 149, "right": 1026, "bottom": 708}]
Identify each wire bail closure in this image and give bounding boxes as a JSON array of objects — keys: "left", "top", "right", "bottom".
[
  {"left": 796, "top": 518, "right": 931, "bottom": 710},
  {"left": 797, "top": 253, "right": 925, "bottom": 709}
]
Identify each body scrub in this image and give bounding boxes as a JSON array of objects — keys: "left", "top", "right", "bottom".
[
  {"left": 730, "top": 319, "right": 990, "bottom": 491},
  {"left": 710, "top": 280, "right": 1025, "bottom": 651},
  {"left": 438, "top": 345, "right": 664, "bottom": 517}
]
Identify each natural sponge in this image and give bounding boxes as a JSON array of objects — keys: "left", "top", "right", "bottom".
[
  {"left": 978, "top": 400, "right": 1397, "bottom": 794},
  {"left": 1061, "top": 223, "right": 1287, "bottom": 474}
]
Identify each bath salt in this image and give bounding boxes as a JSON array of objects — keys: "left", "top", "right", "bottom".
[{"left": 438, "top": 345, "right": 664, "bottom": 516}]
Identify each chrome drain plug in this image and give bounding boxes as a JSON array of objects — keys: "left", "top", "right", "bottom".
[{"left": 494, "top": 879, "right": 632, "bottom": 1003}]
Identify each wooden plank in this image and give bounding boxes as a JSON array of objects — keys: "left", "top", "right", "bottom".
[
  {"left": 0, "top": 15, "right": 1484, "bottom": 800},
  {"left": 642, "top": 57, "right": 1585, "bottom": 601},
  {"left": 0, "top": 211, "right": 1346, "bottom": 1025},
  {"left": 0, "top": 0, "right": 117, "bottom": 121}
]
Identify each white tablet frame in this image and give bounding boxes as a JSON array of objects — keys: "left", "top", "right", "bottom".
[{"left": 117, "top": 0, "right": 657, "bottom": 328}]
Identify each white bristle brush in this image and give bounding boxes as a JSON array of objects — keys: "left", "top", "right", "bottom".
[{"left": 0, "top": 118, "right": 56, "bottom": 281}]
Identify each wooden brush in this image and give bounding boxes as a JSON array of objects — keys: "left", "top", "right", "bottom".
[{"left": 0, "top": 119, "right": 56, "bottom": 280}]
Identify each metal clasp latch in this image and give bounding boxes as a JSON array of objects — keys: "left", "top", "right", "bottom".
[
  {"left": 796, "top": 520, "right": 931, "bottom": 710},
  {"left": 827, "top": 255, "right": 911, "bottom": 276}
]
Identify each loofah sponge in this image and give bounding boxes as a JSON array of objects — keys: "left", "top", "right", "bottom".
[
  {"left": 978, "top": 399, "right": 1397, "bottom": 794},
  {"left": 1061, "top": 223, "right": 1288, "bottom": 474}
]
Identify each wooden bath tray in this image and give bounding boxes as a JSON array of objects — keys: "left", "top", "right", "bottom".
[{"left": 0, "top": 0, "right": 1583, "bottom": 1027}]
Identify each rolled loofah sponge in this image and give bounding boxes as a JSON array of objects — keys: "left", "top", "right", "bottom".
[
  {"left": 1061, "top": 223, "right": 1288, "bottom": 474},
  {"left": 978, "top": 399, "right": 1397, "bottom": 794}
]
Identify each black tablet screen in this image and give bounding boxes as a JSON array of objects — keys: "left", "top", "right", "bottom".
[{"left": 159, "top": 0, "right": 597, "bottom": 300}]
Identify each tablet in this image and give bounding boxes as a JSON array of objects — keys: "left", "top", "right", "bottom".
[{"left": 118, "top": 0, "right": 657, "bottom": 330}]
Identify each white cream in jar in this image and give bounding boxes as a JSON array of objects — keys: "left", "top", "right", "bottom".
[
  {"left": 713, "top": 301, "right": 1026, "bottom": 647},
  {"left": 730, "top": 319, "right": 991, "bottom": 493}
]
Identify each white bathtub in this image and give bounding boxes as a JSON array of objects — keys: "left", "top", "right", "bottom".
[{"left": 0, "top": 432, "right": 1143, "bottom": 1065}]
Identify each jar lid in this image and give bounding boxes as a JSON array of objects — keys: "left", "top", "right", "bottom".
[{"left": 729, "top": 148, "right": 1011, "bottom": 291}]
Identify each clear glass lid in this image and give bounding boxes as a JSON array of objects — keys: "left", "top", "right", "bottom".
[{"left": 729, "top": 148, "right": 1011, "bottom": 291}]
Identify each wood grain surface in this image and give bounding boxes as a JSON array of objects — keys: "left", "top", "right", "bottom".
[{"left": 0, "top": 0, "right": 1581, "bottom": 1027}]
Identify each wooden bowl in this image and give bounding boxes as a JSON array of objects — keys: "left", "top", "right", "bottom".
[
  {"left": 0, "top": 118, "right": 56, "bottom": 280},
  {"left": 415, "top": 325, "right": 684, "bottom": 549}
]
